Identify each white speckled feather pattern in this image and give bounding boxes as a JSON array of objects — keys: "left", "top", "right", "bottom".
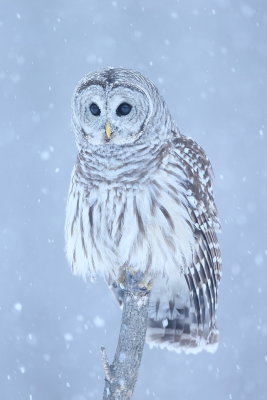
[{"left": 65, "top": 68, "right": 222, "bottom": 354}]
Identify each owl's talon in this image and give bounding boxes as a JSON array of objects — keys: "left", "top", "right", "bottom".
[
  {"left": 138, "top": 280, "right": 153, "bottom": 291},
  {"left": 118, "top": 271, "right": 126, "bottom": 285}
]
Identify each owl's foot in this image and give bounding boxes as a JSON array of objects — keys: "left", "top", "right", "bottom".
[
  {"left": 138, "top": 279, "right": 153, "bottom": 291},
  {"left": 118, "top": 266, "right": 152, "bottom": 292}
]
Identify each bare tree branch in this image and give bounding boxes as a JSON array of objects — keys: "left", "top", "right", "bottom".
[
  {"left": 102, "top": 272, "right": 151, "bottom": 400},
  {"left": 100, "top": 346, "right": 113, "bottom": 384}
]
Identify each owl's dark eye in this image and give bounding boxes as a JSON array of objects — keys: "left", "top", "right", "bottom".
[
  {"left": 89, "top": 103, "right": 101, "bottom": 116},
  {"left": 116, "top": 103, "right": 132, "bottom": 116}
]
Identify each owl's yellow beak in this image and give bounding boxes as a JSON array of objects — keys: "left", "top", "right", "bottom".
[{"left": 105, "top": 122, "right": 112, "bottom": 139}]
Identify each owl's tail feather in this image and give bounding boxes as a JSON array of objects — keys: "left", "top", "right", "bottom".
[{"left": 146, "top": 305, "right": 219, "bottom": 354}]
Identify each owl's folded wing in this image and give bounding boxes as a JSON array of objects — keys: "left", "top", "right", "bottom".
[{"left": 146, "top": 132, "right": 222, "bottom": 353}]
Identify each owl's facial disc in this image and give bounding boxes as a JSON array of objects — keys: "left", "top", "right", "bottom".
[{"left": 75, "top": 83, "right": 152, "bottom": 146}]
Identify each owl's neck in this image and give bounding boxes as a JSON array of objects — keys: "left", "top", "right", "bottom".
[{"left": 75, "top": 140, "right": 171, "bottom": 188}]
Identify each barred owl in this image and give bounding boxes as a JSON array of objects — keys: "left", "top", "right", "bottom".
[{"left": 65, "top": 68, "right": 222, "bottom": 354}]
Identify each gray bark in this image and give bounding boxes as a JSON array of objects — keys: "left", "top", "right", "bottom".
[{"left": 101, "top": 272, "right": 151, "bottom": 400}]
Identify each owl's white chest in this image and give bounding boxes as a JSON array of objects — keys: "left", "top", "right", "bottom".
[{"left": 65, "top": 170, "right": 195, "bottom": 281}]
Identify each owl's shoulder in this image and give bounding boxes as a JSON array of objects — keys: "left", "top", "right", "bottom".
[
  {"left": 170, "top": 130, "right": 213, "bottom": 176},
  {"left": 168, "top": 130, "right": 220, "bottom": 231}
]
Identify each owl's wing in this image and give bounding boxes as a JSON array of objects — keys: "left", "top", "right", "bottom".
[
  {"left": 171, "top": 132, "right": 222, "bottom": 283},
  {"left": 147, "top": 132, "right": 222, "bottom": 354}
]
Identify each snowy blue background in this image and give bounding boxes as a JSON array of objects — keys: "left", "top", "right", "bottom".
[{"left": 1, "top": 1, "right": 267, "bottom": 399}]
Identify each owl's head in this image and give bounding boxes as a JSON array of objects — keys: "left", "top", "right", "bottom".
[{"left": 72, "top": 68, "right": 171, "bottom": 149}]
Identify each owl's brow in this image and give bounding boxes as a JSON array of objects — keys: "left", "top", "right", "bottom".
[
  {"left": 111, "top": 83, "right": 146, "bottom": 95},
  {"left": 77, "top": 80, "right": 148, "bottom": 98},
  {"left": 76, "top": 80, "right": 106, "bottom": 94}
]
